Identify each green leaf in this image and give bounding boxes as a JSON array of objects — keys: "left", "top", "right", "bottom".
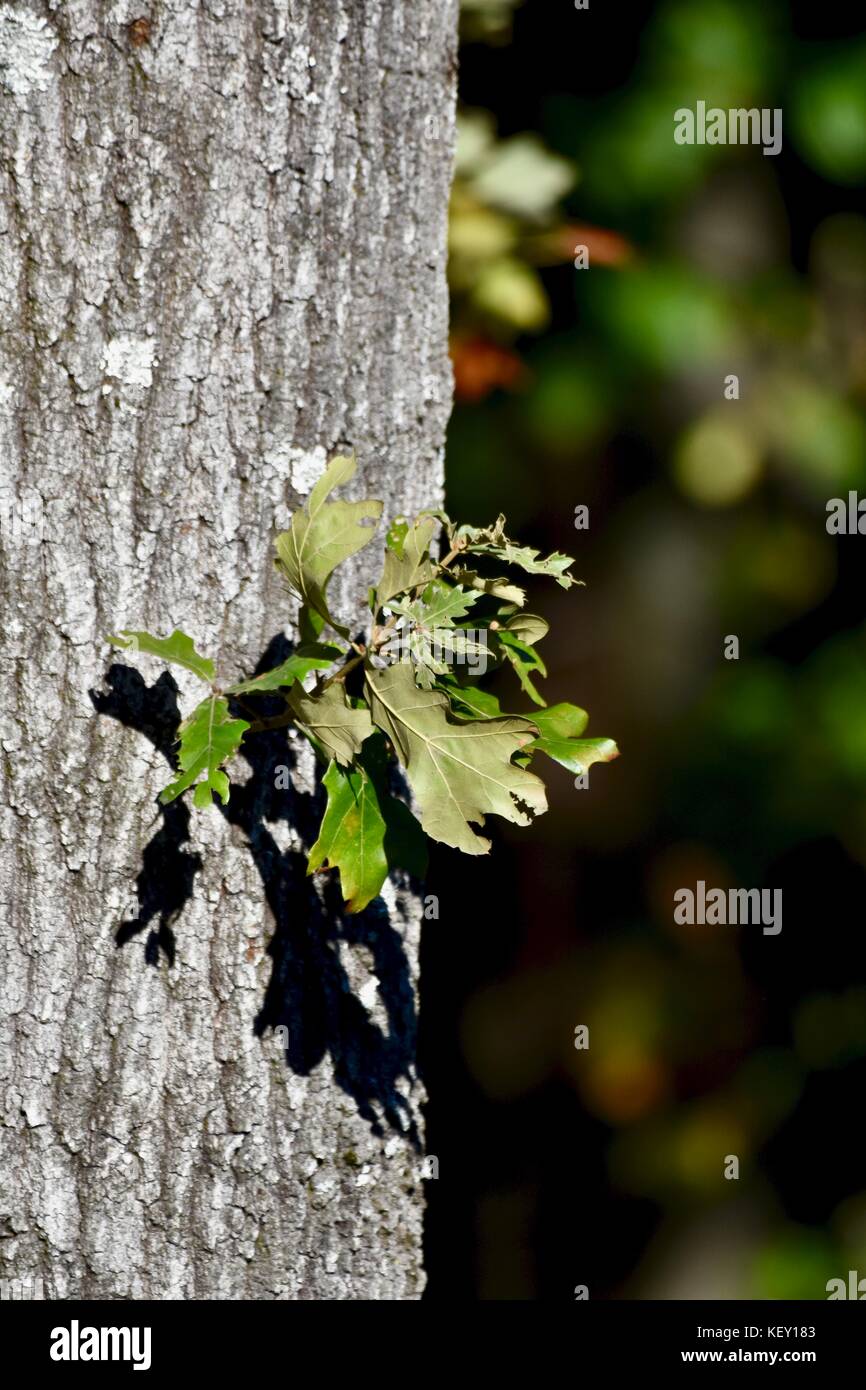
[
  {"left": 288, "top": 682, "right": 374, "bottom": 767},
  {"left": 308, "top": 760, "right": 389, "bottom": 913},
  {"left": 526, "top": 735, "right": 619, "bottom": 776},
  {"left": 225, "top": 644, "right": 342, "bottom": 695},
  {"left": 455, "top": 515, "right": 579, "bottom": 589},
  {"left": 520, "top": 703, "right": 618, "bottom": 775},
  {"left": 107, "top": 629, "right": 215, "bottom": 683},
  {"left": 377, "top": 514, "right": 437, "bottom": 608},
  {"left": 392, "top": 579, "right": 480, "bottom": 628},
  {"left": 487, "top": 540, "right": 576, "bottom": 587},
  {"left": 386, "top": 580, "right": 486, "bottom": 688},
  {"left": 418, "top": 506, "right": 452, "bottom": 530},
  {"left": 497, "top": 629, "right": 547, "bottom": 706},
  {"left": 365, "top": 661, "right": 545, "bottom": 855},
  {"left": 501, "top": 612, "right": 549, "bottom": 645},
  {"left": 380, "top": 790, "right": 429, "bottom": 881},
  {"left": 451, "top": 568, "right": 526, "bottom": 607},
  {"left": 363, "top": 733, "right": 428, "bottom": 879},
  {"left": 385, "top": 516, "right": 410, "bottom": 552},
  {"left": 438, "top": 678, "right": 504, "bottom": 720},
  {"left": 275, "top": 454, "right": 382, "bottom": 634},
  {"left": 400, "top": 627, "right": 489, "bottom": 690},
  {"left": 160, "top": 696, "right": 250, "bottom": 807},
  {"left": 299, "top": 605, "right": 326, "bottom": 642},
  {"left": 307, "top": 739, "right": 426, "bottom": 913},
  {"left": 530, "top": 703, "right": 588, "bottom": 739}
]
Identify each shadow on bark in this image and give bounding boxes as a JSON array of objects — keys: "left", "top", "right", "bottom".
[{"left": 89, "top": 635, "right": 421, "bottom": 1143}]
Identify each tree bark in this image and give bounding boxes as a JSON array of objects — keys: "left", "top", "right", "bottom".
[{"left": 0, "top": 0, "right": 456, "bottom": 1300}]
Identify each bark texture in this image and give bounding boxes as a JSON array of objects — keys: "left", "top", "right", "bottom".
[{"left": 0, "top": 0, "right": 456, "bottom": 1299}]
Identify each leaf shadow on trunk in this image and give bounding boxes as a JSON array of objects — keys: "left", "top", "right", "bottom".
[{"left": 89, "top": 635, "right": 421, "bottom": 1143}]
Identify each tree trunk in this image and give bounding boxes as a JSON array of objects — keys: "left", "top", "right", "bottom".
[{"left": 0, "top": 0, "right": 456, "bottom": 1300}]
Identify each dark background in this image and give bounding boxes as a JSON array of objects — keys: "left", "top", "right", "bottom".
[{"left": 422, "top": 0, "right": 866, "bottom": 1299}]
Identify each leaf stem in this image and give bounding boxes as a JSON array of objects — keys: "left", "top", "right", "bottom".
[{"left": 320, "top": 647, "right": 366, "bottom": 689}]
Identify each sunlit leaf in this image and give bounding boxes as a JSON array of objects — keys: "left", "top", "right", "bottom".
[
  {"left": 160, "top": 696, "right": 249, "bottom": 807},
  {"left": 377, "top": 514, "right": 438, "bottom": 608},
  {"left": 275, "top": 454, "right": 382, "bottom": 634},
  {"left": 107, "top": 628, "right": 215, "bottom": 683},
  {"left": 288, "top": 682, "right": 374, "bottom": 767},
  {"left": 225, "top": 644, "right": 342, "bottom": 695},
  {"left": 520, "top": 703, "right": 618, "bottom": 775},
  {"left": 307, "top": 737, "right": 427, "bottom": 913},
  {"left": 497, "top": 629, "right": 547, "bottom": 705},
  {"left": 365, "top": 661, "right": 545, "bottom": 854}
]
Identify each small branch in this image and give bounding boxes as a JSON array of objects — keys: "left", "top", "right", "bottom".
[
  {"left": 319, "top": 646, "right": 367, "bottom": 690},
  {"left": 245, "top": 709, "right": 295, "bottom": 734},
  {"left": 371, "top": 613, "right": 399, "bottom": 649},
  {"left": 230, "top": 694, "right": 265, "bottom": 722},
  {"left": 439, "top": 537, "right": 467, "bottom": 571}
]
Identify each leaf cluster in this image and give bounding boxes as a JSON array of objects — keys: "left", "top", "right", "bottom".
[{"left": 108, "top": 456, "right": 617, "bottom": 912}]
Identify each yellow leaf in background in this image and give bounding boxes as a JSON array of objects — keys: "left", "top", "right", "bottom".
[
  {"left": 468, "top": 134, "right": 576, "bottom": 222},
  {"left": 470, "top": 258, "right": 549, "bottom": 331},
  {"left": 455, "top": 108, "right": 496, "bottom": 175},
  {"left": 449, "top": 205, "right": 517, "bottom": 268}
]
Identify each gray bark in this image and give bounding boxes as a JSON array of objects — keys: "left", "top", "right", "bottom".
[{"left": 0, "top": 0, "right": 456, "bottom": 1300}]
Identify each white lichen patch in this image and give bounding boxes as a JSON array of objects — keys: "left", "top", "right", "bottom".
[
  {"left": 288, "top": 445, "right": 328, "bottom": 496},
  {"left": 291, "top": 246, "right": 318, "bottom": 301},
  {"left": 0, "top": 7, "right": 57, "bottom": 97},
  {"left": 100, "top": 335, "right": 157, "bottom": 388},
  {"left": 358, "top": 976, "right": 380, "bottom": 1011}
]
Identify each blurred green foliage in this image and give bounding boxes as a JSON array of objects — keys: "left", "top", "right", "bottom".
[{"left": 449, "top": 0, "right": 866, "bottom": 1299}]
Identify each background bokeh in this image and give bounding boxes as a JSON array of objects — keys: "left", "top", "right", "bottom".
[{"left": 422, "top": 0, "right": 866, "bottom": 1299}]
